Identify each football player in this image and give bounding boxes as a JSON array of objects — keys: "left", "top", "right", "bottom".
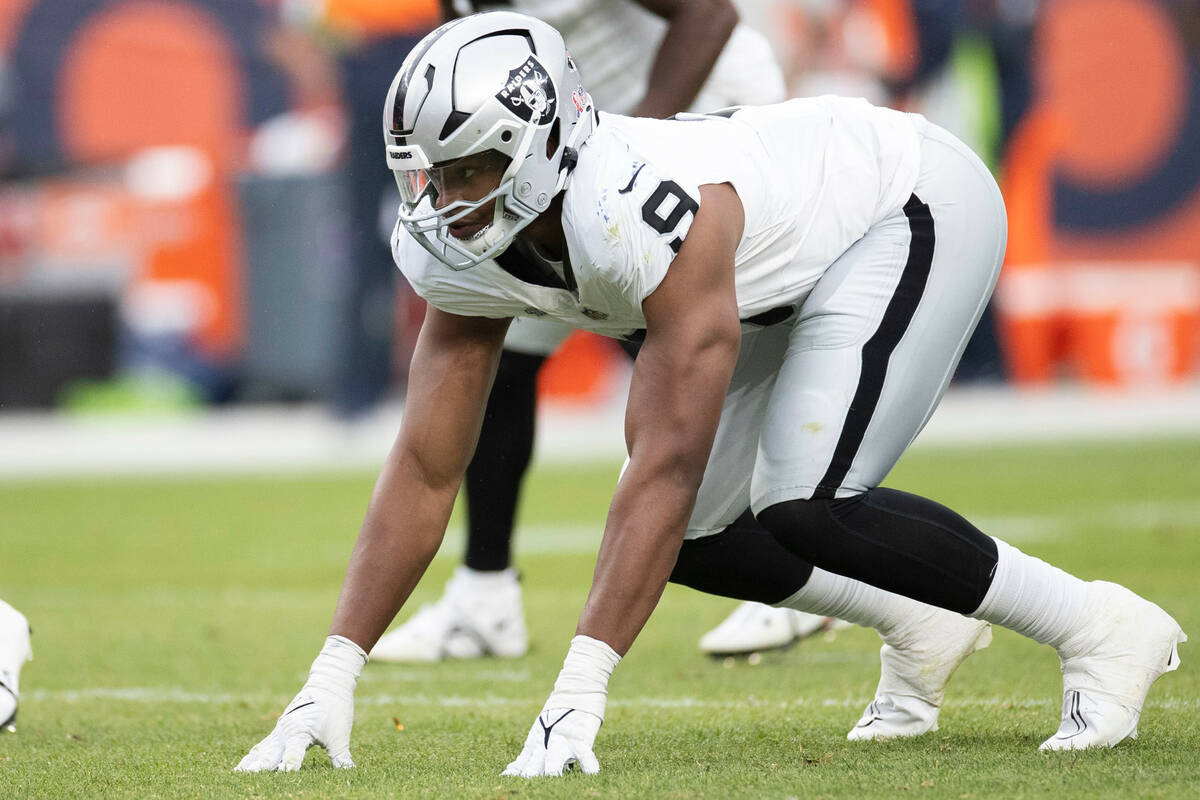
[
  {"left": 0, "top": 599, "right": 32, "bottom": 733},
  {"left": 236, "top": 13, "right": 1186, "bottom": 775},
  {"left": 371, "top": 0, "right": 836, "bottom": 665}
]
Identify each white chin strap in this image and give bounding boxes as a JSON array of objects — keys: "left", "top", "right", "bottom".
[
  {"left": 457, "top": 221, "right": 504, "bottom": 257},
  {"left": 456, "top": 192, "right": 518, "bottom": 257}
]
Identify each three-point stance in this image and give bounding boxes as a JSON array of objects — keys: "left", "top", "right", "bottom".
[
  {"left": 236, "top": 12, "right": 1186, "bottom": 776},
  {"left": 370, "top": 0, "right": 827, "bottom": 665}
]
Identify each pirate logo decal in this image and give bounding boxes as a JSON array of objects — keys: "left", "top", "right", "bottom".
[{"left": 496, "top": 56, "right": 557, "bottom": 125}]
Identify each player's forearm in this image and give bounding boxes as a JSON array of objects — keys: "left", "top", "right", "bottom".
[
  {"left": 328, "top": 454, "right": 459, "bottom": 650},
  {"left": 575, "top": 327, "right": 738, "bottom": 654},
  {"left": 326, "top": 310, "right": 507, "bottom": 651},
  {"left": 632, "top": 0, "right": 738, "bottom": 118},
  {"left": 575, "top": 470, "right": 696, "bottom": 654}
]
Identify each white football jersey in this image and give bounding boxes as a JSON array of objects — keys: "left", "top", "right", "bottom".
[
  {"left": 396, "top": 96, "right": 926, "bottom": 336},
  {"left": 452, "top": 0, "right": 785, "bottom": 114}
]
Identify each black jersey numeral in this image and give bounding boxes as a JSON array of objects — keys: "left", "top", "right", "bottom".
[{"left": 640, "top": 180, "right": 699, "bottom": 254}]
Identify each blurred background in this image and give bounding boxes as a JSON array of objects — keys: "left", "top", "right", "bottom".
[
  {"left": 1, "top": 0, "right": 1199, "bottom": 474},
  {"left": 3, "top": 7, "right": 1198, "bottom": 792}
]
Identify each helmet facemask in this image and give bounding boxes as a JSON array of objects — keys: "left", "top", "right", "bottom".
[
  {"left": 384, "top": 13, "right": 596, "bottom": 270},
  {"left": 394, "top": 148, "right": 526, "bottom": 264}
]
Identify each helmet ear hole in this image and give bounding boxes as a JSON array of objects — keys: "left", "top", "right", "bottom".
[
  {"left": 546, "top": 118, "right": 560, "bottom": 160},
  {"left": 501, "top": 130, "right": 513, "bottom": 143}
]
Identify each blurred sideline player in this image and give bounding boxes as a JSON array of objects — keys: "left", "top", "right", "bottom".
[
  {"left": 371, "top": 0, "right": 837, "bottom": 664},
  {"left": 268, "top": 0, "right": 441, "bottom": 415},
  {"left": 0, "top": 599, "right": 32, "bottom": 733}
]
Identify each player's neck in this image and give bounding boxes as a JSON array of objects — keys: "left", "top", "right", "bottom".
[{"left": 518, "top": 196, "right": 566, "bottom": 261}]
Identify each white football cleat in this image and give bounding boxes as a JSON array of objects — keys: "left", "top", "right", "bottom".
[
  {"left": 370, "top": 567, "right": 528, "bottom": 663},
  {"left": 699, "top": 602, "right": 837, "bottom": 656},
  {"left": 0, "top": 600, "right": 33, "bottom": 733},
  {"left": 1040, "top": 581, "right": 1186, "bottom": 751},
  {"left": 848, "top": 609, "right": 992, "bottom": 741},
  {"left": 371, "top": 602, "right": 458, "bottom": 663}
]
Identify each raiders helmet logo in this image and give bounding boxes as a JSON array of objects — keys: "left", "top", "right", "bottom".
[{"left": 496, "top": 56, "right": 557, "bottom": 125}]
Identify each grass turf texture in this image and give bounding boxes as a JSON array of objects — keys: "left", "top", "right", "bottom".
[{"left": 2, "top": 438, "right": 1198, "bottom": 799}]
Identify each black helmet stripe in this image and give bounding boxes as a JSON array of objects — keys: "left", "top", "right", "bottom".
[
  {"left": 392, "top": 64, "right": 434, "bottom": 141},
  {"left": 407, "top": 25, "right": 537, "bottom": 141},
  {"left": 473, "top": 28, "right": 536, "bottom": 53},
  {"left": 390, "top": 17, "right": 468, "bottom": 137},
  {"left": 439, "top": 109, "right": 471, "bottom": 141}
]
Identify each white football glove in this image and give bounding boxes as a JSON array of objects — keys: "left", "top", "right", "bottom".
[
  {"left": 235, "top": 635, "right": 366, "bottom": 773},
  {"left": 503, "top": 708, "right": 603, "bottom": 777},
  {"left": 502, "top": 634, "right": 620, "bottom": 778}
]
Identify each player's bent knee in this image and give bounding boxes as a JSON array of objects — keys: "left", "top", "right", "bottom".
[
  {"left": 669, "top": 511, "right": 814, "bottom": 604},
  {"left": 755, "top": 497, "right": 847, "bottom": 568}
]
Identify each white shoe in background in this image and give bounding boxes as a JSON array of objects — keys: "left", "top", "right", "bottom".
[
  {"left": 0, "top": 600, "right": 32, "bottom": 733},
  {"left": 370, "top": 567, "right": 529, "bottom": 663},
  {"left": 847, "top": 609, "right": 992, "bottom": 741},
  {"left": 1040, "top": 581, "right": 1186, "bottom": 751},
  {"left": 699, "top": 602, "right": 836, "bottom": 656}
]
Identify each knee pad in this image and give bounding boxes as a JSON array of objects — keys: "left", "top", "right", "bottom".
[
  {"left": 756, "top": 497, "right": 847, "bottom": 567},
  {"left": 669, "top": 509, "right": 813, "bottom": 605}
]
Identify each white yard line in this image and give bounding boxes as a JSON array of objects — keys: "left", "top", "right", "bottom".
[
  {"left": 23, "top": 687, "right": 1200, "bottom": 711},
  {"left": 359, "top": 668, "right": 533, "bottom": 684}
]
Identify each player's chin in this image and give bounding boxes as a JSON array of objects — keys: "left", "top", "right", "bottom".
[{"left": 449, "top": 220, "right": 490, "bottom": 241}]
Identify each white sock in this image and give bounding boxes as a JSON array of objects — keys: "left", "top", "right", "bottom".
[
  {"left": 454, "top": 565, "right": 518, "bottom": 591},
  {"left": 776, "top": 566, "right": 936, "bottom": 639},
  {"left": 972, "top": 538, "right": 1090, "bottom": 651}
]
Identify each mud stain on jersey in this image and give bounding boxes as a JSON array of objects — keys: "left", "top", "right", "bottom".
[{"left": 596, "top": 190, "right": 620, "bottom": 243}]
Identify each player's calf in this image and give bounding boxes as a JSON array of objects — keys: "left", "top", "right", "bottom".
[{"left": 757, "top": 489, "right": 999, "bottom": 614}]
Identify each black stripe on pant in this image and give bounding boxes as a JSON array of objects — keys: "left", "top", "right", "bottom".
[{"left": 813, "top": 194, "right": 935, "bottom": 500}]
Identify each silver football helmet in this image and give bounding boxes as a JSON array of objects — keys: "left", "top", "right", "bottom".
[{"left": 384, "top": 12, "right": 596, "bottom": 269}]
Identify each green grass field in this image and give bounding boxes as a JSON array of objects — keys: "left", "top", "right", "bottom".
[{"left": 2, "top": 437, "right": 1199, "bottom": 799}]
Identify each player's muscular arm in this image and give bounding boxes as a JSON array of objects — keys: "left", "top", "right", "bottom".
[
  {"left": 632, "top": 0, "right": 738, "bottom": 118},
  {"left": 329, "top": 308, "right": 511, "bottom": 651},
  {"left": 577, "top": 184, "right": 744, "bottom": 654}
]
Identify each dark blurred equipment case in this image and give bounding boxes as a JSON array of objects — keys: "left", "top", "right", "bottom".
[
  {"left": 0, "top": 291, "right": 117, "bottom": 408},
  {"left": 236, "top": 173, "right": 353, "bottom": 402}
]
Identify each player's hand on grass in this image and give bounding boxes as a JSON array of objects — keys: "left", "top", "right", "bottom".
[
  {"left": 235, "top": 635, "right": 366, "bottom": 773},
  {"left": 503, "top": 707, "right": 603, "bottom": 777},
  {"left": 236, "top": 688, "right": 354, "bottom": 772},
  {"left": 503, "top": 635, "right": 621, "bottom": 778}
]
